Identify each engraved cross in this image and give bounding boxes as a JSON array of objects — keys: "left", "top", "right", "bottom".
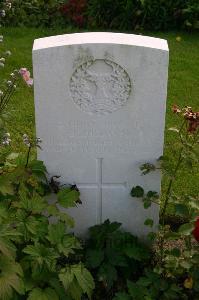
[{"left": 77, "top": 158, "right": 127, "bottom": 223}]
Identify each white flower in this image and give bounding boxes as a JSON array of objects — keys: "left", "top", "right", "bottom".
[
  {"left": 36, "top": 137, "right": 42, "bottom": 144},
  {"left": 2, "top": 133, "right": 11, "bottom": 146},
  {"left": 0, "top": 90, "right": 3, "bottom": 96},
  {"left": 23, "top": 134, "right": 31, "bottom": 147},
  {"left": 0, "top": 10, "right": 6, "bottom": 17},
  {"left": 5, "top": 50, "right": 11, "bottom": 56},
  {"left": 5, "top": 1, "right": 12, "bottom": 9},
  {"left": 0, "top": 62, "right": 4, "bottom": 68},
  {"left": 0, "top": 57, "right": 5, "bottom": 62},
  {"left": 7, "top": 80, "right": 12, "bottom": 86}
]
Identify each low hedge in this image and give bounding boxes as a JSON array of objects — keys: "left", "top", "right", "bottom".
[{"left": 2, "top": 0, "right": 199, "bottom": 30}]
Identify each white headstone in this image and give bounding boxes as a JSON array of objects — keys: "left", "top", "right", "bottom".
[{"left": 33, "top": 32, "right": 169, "bottom": 238}]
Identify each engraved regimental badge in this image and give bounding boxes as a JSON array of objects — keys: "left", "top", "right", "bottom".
[{"left": 70, "top": 59, "right": 131, "bottom": 115}]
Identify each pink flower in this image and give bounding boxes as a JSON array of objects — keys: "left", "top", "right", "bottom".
[{"left": 19, "top": 68, "right": 33, "bottom": 86}]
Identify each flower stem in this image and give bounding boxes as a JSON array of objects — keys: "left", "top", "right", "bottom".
[{"left": 25, "top": 146, "right": 31, "bottom": 168}]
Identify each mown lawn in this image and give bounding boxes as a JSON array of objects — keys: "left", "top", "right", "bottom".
[{"left": 0, "top": 27, "right": 199, "bottom": 201}]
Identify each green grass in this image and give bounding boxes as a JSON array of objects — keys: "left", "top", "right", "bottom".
[{"left": 0, "top": 27, "right": 199, "bottom": 199}]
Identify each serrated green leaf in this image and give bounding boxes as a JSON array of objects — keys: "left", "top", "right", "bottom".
[
  {"left": 0, "top": 176, "right": 14, "bottom": 195},
  {"left": 169, "top": 248, "right": 181, "bottom": 257},
  {"left": 47, "top": 205, "right": 59, "bottom": 216},
  {"left": 125, "top": 245, "right": 149, "bottom": 261},
  {"left": 147, "top": 232, "right": 156, "bottom": 241},
  {"left": 28, "top": 160, "right": 47, "bottom": 179},
  {"left": 113, "top": 292, "right": 131, "bottom": 300},
  {"left": 143, "top": 199, "right": 152, "bottom": 209},
  {"left": 131, "top": 186, "right": 144, "bottom": 198},
  {"left": 59, "top": 264, "right": 94, "bottom": 299},
  {"left": 144, "top": 218, "right": 154, "bottom": 227},
  {"left": 98, "top": 264, "right": 117, "bottom": 288},
  {"left": 0, "top": 256, "right": 24, "bottom": 299},
  {"left": 189, "top": 200, "right": 199, "bottom": 210},
  {"left": 146, "top": 191, "right": 159, "bottom": 199},
  {"left": 59, "top": 267, "right": 74, "bottom": 290},
  {"left": 178, "top": 223, "right": 195, "bottom": 235},
  {"left": 49, "top": 278, "right": 68, "bottom": 300},
  {"left": 73, "top": 263, "right": 95, "bottom": 298},
  {"left": 47, "top": 223, "right": 65, "bottom": 245},
  {"left": 61, "top": 235, "right": 81, "bottom": 256},
  {"left": 127, "top": 280, "right": 145, "bottom": 299},
  {"left": 7, "top": 152, "right": 19, "bottom": 160},
  {"left": 86, "top": 249, "right": 104, "bottom": 268},
  {"left": 175, "top": 204, "right": 189, "bottom": 216},
  {"left": 58, "top": 188, "right": 80, "bottom": 208},
  {"left": 59, "top": 212, "right": 75, "bottom": 228},
  {"left": 137, "top": 276, "right": 151, "bottom": 287},
  {"left": 28, "top": 287, "right": 58, "bottom": 300}
]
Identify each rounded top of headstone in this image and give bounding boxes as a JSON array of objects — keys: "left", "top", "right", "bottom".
[{"left": 33, "top": 32, "right": 169, "bottom": 52}]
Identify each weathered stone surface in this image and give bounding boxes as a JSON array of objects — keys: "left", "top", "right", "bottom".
[{"left": 33, "top": 32, "right": 169, "bottom": 237}]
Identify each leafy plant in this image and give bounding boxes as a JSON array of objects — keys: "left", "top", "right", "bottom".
[
  {"left": 87, "top": 0, "right": 199, "bottom": 30},
  {"left": 3, "top": 0, "right": 65, "bottom": 27},
  {"left": 0, "top": 145, "right": 94, "bottom": 299},
  {"left": 85, "top": 219, "right": 151, "bottom": 298},
  {"left": 114, "top": 270, "right": 183, "bottom": 300},
  {"left": 130, "top": 104, "right": 199, "bottom": 299}
]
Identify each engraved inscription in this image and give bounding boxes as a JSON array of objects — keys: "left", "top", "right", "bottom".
[{"left": 70, "top": 59, "right": 131, "bottom": 115}]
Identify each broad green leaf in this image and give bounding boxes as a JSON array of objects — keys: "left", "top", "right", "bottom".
[
  {"left": 18, "top": 191, "right": 47, "bottom": 214},
  {"left": 98, "top": 263, "right": 117, "bottom": 288},
  {"left": 175, "top": 204, "right": 189, "bottom": 216},
  {"left": 189, "top": 200, "right": 199, "bottom": 210},
  {"left": 125, "top": 245, "right": 149, "bottom": 261},
  {"left": 147, "top": 232, "right": 156, "bottom": 241},
  {"left": 59, "top": 264, "right": 94, "bottom": 299},
  {"left": 0, "top": 256, "right": 24, "bottom": 299},
  {"left": 47, "top": 205, "right": 59, "bottom": 216},
  {"left": 180, "top": 261, "right": 191, "bottom": 270},
  {"left": 28, "top": 287, "right": 58, "bottom": 300},
  {"left": 144, "top": 218, "right": 154, "bottom": 227},
  {"left": 67, "top": 279, "right": 83, "bottom": 300},
  {"left": 28, "top": 160, "right": 47, "bottom": 179},
  {"left": 178, "top": 223, "right": 195, "bottom": 235},
  {"left": 58, "top": 187, "right": 80, "bottom": 208},
  {"left": 49, "top": 278, "right": 70, "bottom": 300},
  {"left": 0, "top": 176, "right": 14, "bottom": 195},
  {"left": 59, "top": 212, "right": 75, "bottom": 228},
  {"left": 131, "top": 186, "right": 144, "bottom": 198},
  {"left": 127, "top": 280, "right": 145, "bottom": 299},
  {"left": 113, "top": 292, "right": 131, "bottom": 300},
  {"left": 59, "top": 267, "right": 74, "bottom": 290},
  {"left": 60, "top": 235, "right": 81, "bottom": 256},
  {"left": 23, "top": 243, "right": 58, "bottom": 270},
  {"left": 146, "top": 191, "right": 159, "bottom": 199},
  {"left": 47, "top": 223, "right": 65, "bottom": 245},
  {"left": 106, "top": 249, "right": 127, "bottom": 267},
  {"left": 73, "top": 264, "right": 95, "bottom": 298},
  {"left": 86, "top": 249, "right": 104, "bottom": 268},
  {"left": 7, "top": 153, "right": 19, "bottom": 160},
  {"left": 137, "top": 277, "right": 151, "bottom": 287},
  {"left": 143, "top": 199, "right": 152, "bottom": 209},
  {"left": 169, "top": 248, "right": 181, "bottom": 257}
]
